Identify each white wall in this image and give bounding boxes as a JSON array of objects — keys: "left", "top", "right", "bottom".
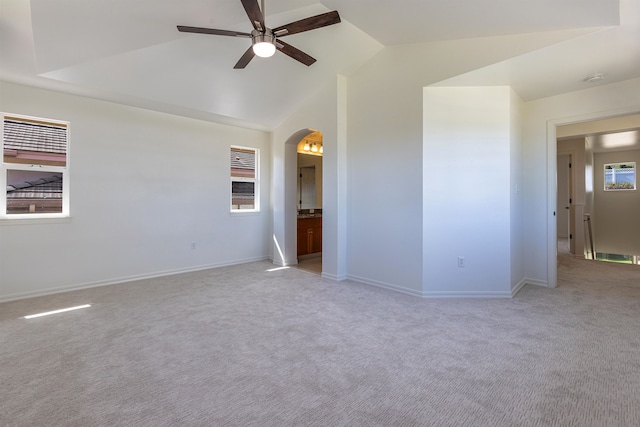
[
  {"left": 346, "top": 52, "right": 424, "bottom": 295},
  {"left": 510, "top": 89, "right": 525, "bottom": 291},
  {"left": 271, "top": 77, "right": 348, "bottom": 280},
  {"left": 522, "top": 77, "right": 640, "bottom": 287},
  {"left": 593, "top": 149, "right": 640, "bottom": 255},
  {"left": 0, "top": 82, "right": 271, "bottom": 301},
  {"left": 423, "top": 86, "right": 515, "bottom": 297},
  {"left": 340, "top": 31, "right": 576, "bottom": 296},
  {"left": 5, "top": 50, "right": 638, "bottom": 302},
  {"left": 556, "top": 154, "right": 571, "bottom": 238}
]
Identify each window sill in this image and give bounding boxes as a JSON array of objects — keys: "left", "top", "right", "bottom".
[
  {"left": 0, "top": 216, "right": 71, "bottom": 226},
  {"left": 230, "top": 210, "right": 261, "bottom": 216}
]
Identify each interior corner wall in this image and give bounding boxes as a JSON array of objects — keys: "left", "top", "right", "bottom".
[
  {"left": 0, "top": 81, "right": 271, "bottom": 302},
  {"left": 510, "top": 88, "right": 525, "bottom": 291},
  {"left": 522, "top": 77, "right": 640, "bottom": 286},
  {"left": 346, "top": 58, "right": 424, "bottom": 296},
  {"left": 271, "top": 77, "right": 346, "bottom": 280},
  {"left": 423, "top": 86, "right": 513, "bottom": 297},
  {"left": 341, "top": 33, "right": 564, "bottom": 297}
]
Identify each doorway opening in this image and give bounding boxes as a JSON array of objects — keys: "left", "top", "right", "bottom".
[
  {"left": 554, "top": 112, "right": 640, "bottom": 279},
  {"left": 556, "top": 152, "right": 573, "bottom": 255},
  {"left": 294, "top": 130, "right": 323, "bottom": 275}
]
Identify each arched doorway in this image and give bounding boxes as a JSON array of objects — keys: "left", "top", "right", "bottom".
[{"left": 272, "top": 119, "right": 346, "bottom": 281}]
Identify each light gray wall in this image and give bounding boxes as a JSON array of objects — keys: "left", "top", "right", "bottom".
[
  {"left": 509, "top": 88, "right": 525, "bottom": 291},
  {"left": 423, "top": 86, "right": 515, "bottom": 297},
  {"left": 593, "top": 149, "right": 640, "bottom": 255},
  {"left": 3, "top": 66, "right": 638, "bottom": 301},
  {"left": 341, "top": 30, "right": 579, "bottom": 296},
  {"left": 556, "top": 154, "right": 571, "bottom": 238},
  {"left": 271, "top": 77, "right": 347, "bottom": 280},
  {"left": 0, "top": 82, "right": 271, "bottom": 301},
  {"left": 346, "top": 53, "right": 424, "bottom": 295}
]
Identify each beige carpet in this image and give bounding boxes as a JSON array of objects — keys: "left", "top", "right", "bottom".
[{"left": 1, "top": 253, "right": 639, "bottom": 426}]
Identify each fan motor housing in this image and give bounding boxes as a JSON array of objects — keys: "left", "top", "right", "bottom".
[{"left": 252, "top": 28, "right": 275, "bottom": 45}]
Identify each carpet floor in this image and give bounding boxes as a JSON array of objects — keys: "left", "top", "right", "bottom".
[{"left": 1, "top": 253, "right": 639, "bottom": 426}]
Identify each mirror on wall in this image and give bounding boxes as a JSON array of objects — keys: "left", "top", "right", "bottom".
[
  {"left": 299, "top": 165, "right": 316, "bottom": 209},
  {"left": 297, "top": 131, "right": 323, "bottom": 210}
]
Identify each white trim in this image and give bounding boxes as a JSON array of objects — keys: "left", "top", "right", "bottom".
[
  {"left": 321, "top": 272, "right": 347, "bottom": 281},
  {"left": 346, "top": 274, "right": 428, "bottom": 298},
  {"left": 524, "top": 277, "right": 550, "bottom": 288},
  {"left": 0, "top": 256, "right": 268, "bottom": 303},
  {"left": 269, "top": 255, "right": 298, "bottom": 267},
  {"left": 422, "top": 291, "right": 514, "bottom": 299},
  {"left": 348, "top": 274, "right": 526, "bottom": 298},
  {"left": 511, "top": 278, "right": 528, "bottom": 296},
  {"left": 0, "top": 216, "right": 71, "bottom": 226}
]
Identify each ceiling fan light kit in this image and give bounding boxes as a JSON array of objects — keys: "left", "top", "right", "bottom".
[
  {"left": 177, "top": 0, "right": 340, "bottom": 68},
  {"left": 252, "top": 29, "right": 276, "bottom": 57}
]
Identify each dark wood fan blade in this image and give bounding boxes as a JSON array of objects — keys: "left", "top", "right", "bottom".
[
  {"left": 272, "top": 11, "right": 340, "bottom": 37},
  {"left": 241, "top": 0, "right": 265, "bottom": 31},
  {"left": 234, "top": 46, "right": 256, "bottom": 69},
  {"left": 177, "top": 26, "right": 251, "bottom": 38},
  {"left": 276, "top": 40, "right": 316, "bottom": 66}
]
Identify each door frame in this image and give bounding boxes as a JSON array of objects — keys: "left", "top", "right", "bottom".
[
  {"left": 547, "top": 106, "right": 640, "bottom": 288},
  {"left": 556, "top": 151, "right": 575, "bottom": 253}
]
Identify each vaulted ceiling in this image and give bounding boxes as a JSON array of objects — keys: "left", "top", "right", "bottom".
[{"left": 1, "top": 0, "right": 638, "bottom": 130}]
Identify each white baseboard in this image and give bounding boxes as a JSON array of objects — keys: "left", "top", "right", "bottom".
[
  {"left": 524, "top": 277, "right": 550, "bottom": 288},
  {"left": 270, "top": 257, "right": 298, "bottom": 267},
  {"left": 422, "top": 290, "right": 514, "bottom": 298},
  {"left": 0, "top": 256, "right": 269, "bottom": 303},
  {"left": 346, "top": 274, "right": 426, "bottom": 297},
  {"left": 347, "top": 274, "right": 524, "bottom": 299},
  {"left": 511, "top": 278, "right": 528, "bottom": 297},
  {"left": 321, "top": 272, "right": 347, "bottom": 281}
]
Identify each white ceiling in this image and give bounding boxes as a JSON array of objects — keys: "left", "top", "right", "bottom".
[
  {"left": 1, "top": 0, "right": 639, "bottom": 130},
  {"left": 559, "top": 114, "right": 640, "bottom": 152},
  {"left": 589, "top": 129, "right": 640, "bottom": 152}
]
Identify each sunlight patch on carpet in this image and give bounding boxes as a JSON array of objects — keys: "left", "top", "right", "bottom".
[{"left": 24, "top": 304, "right": 91, "bottom": 319}]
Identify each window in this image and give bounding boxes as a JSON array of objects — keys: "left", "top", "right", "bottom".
[
  {"left": 230, "top": 146, "right": 258, "bottom": 211},
  {"left": 2, "top": 113, "right": 70, "bottom": 218},
  {"left": 604, "top": 162, "right": 636, "bottom": 191}
]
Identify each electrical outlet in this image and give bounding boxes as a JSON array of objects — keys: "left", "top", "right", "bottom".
[{"left": 458, "top": 256, "right": 464, "bottom": 268}]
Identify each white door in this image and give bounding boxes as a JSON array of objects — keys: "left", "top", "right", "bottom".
[{"left": 557, "top": 154, "right": 571, "bottom": 249}]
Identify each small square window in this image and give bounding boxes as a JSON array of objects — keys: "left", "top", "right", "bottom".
[
  {"left": 604, "top": 162, "right": 636, "bottom": 191},
  {"left": 230, "top": 146, "right": 259, "bottom": 212}
]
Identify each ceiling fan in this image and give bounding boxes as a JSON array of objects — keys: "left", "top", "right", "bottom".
[{"left": 177, "top": 0, "right": 341, "bottom": 69}]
